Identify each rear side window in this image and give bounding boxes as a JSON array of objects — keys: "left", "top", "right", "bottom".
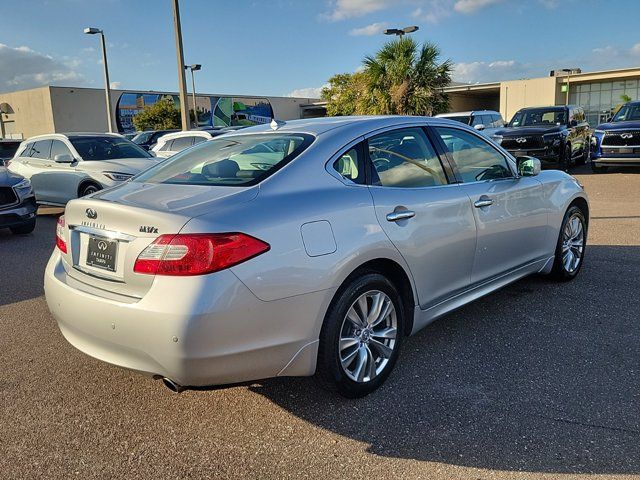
[
  {"left": 435, "top": 127, "right": 513, "bottom": 183},
  {"left": 170, "top": 136, "right": 195, "bottom": 151},
  {"left": 368, "top": 127, "right": 448, "bottom": 188},
  {"left": 333, "top": 146, "right": 365, "bottom": 184},
  {"left": 134, "top": 133, "right": 314, "bottom": 187},
  {"left": 29, "top": 140, "right": 52, "bottom": 159}
]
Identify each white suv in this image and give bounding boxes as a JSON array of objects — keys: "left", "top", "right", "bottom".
[
  {"left": 151, "top": 131, "right": 215, "bottom": 158},
  {"left": 8, "top": 133, "right": 158, "bottom": 206}
]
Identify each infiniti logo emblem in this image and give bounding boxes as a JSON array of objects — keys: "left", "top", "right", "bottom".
[
  {"left": 621, "top": 133, "right": 634, "bottom": 139},
  {"left": 86, "top": 208, "right": 98, "bottom": 219},
  {"left": 516, "top": 137, "right": 527, "bottom": 143},
  {"left": 97, "top": 240, "right": 108, "bottom": 251}
]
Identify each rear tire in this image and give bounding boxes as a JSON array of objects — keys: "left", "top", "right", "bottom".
[
  {"left": 316, "top": 273, "right": 404, "bottom": 398},
  {"left": 10, "top": 218, "right": 36, "bottom": 235},
  {"left": 550, "top": 205, "right": 587, "bottom": 281},
  {"left": 79, "top": 183, "right": 101, "bottom": 197}
]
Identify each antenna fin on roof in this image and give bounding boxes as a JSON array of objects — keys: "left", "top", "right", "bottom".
[{"left": 270, "top": 119, "right": 285, "bottom": 130}]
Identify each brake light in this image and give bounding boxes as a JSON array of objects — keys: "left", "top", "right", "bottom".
[
  {"left": 134, "top": 233, "right": 270, "bottom": 276},
  {"left": 56, "top": 215, "right": 67, "bottom": 253}
]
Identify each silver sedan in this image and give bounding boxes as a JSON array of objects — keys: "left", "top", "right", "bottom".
[{"left": 44, "top": 116, "right": 589, "bottom": 397}]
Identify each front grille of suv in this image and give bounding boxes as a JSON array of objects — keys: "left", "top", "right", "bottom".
[
  {"left": 501, "top": 135, "right": 544, "bottom": 150},
  {"left": 601, "top": 130, "right": 640, "bottom": 146},
  {"left": 0, "top": 186, "right": 18, "bottom": 208}
]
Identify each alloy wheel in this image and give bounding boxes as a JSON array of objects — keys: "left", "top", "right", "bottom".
[
  {"left": 338, "top": 290, "right": 398, "bottom": 383},
  {"left": 562, "top": 214, "right": 584, "bottom": 273}
]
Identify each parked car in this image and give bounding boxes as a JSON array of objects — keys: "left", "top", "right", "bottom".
[
  {"left": 45, "top": 116, "right": 589, "bottom": 398},
  {"left": 151, "top": 130, "right": 223, "bottom": 158},
  {"left": 435, "top": 110, "right": 504, "bottom": 137},
  {"left": 0, "top": 139, "right": 22, "bottom": 166},
  {"left": 0, "top": 166, "right": 37, "bottom": 234},
  {"left": 131, "top": 129, "right": 179, "bottom": 151},
  {"left": 493, "top": 105, "right": 590, "bottom": 170},
  {"left": 590, "top": 100, "right": 640, "bottom": 173},
  {"left": 8, "top": 133, "right": 159, "bottom": 206}
]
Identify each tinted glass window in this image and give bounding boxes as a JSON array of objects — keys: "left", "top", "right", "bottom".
[
  {"left": 170, "top": 136, "right": 196, "bottom": 151},
  {"left": 134, "top": 133, "right": 313, "bottom": 187},
  {"left": 368, "top": 127, "right": 448, "bottom": 188},
  {"left": 159, "top": 140, "right": 173, "bottom": 151},
  {"left": 510, "top": 108, "right": 566, "bottom": 127},
  {"left": 492, "top": 114, "right": 504, "bottom": 127},
  {"left": 192, "top": 136, "right": 207, "bottom": 145},
  {"left": 333, "top": 147, "right": 364, "bottom": 184},
  {"left": 50, "top": 140, "right": 73, "bottom": 160},
  {"left": 435, "top": 127, "right": 513, "bottom": 183},
  {"left": 471, "top": 115, "right": 484, "bottom": 127},
  {"left": 30, "top": 140, "right": 52, "bottom": 159},
  {"left": 19, "top": 143, "right": 34, "bottom": 157},
  {"left": 69, "top": 136, "right": 151, "bottom": 160}
]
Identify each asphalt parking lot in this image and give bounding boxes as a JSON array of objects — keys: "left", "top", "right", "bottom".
[{"left": 0, "top": 166, "right": 638, "bottom": 480}]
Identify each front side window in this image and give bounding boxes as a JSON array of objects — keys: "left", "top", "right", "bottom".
[
  {"left": 50, "top": 140, "right": 73, "bottom": 160},
  {"left": 368, "top": 127, "right": 448, "bottom": 188},
  {"left": 69, "top": 136, "right": 151, "bottom": 161},
  {"left": 435, "top": 127, "right": 513, "bottom": 183},
  {"left": 333, "top": 147, "right": 364, "bottom": 184},
  {"left": 134, "top": 133, "right": 313, "bottom": 187},
  {"left": 612, "top": 103, "right": 640, "bottom": 122}
]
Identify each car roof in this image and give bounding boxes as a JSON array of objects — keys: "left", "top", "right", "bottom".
[
  {"left": 220, "top": 115, "right": 462, "bottom": 139},
  {"left": 157, "top": 130, "right": 213, "bottom": 141},
  {"left": 436, "top": 110, "right": 500, "bottom": 117},
  {"left": 22, "top": 132, "right": 124, "bottom": 142}
]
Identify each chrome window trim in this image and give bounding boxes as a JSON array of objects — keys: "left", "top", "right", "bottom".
[{"left": 69, "top": 225, "right": 137, "bottom": 242}]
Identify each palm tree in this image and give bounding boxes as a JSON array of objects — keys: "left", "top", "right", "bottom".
[{"left": 361, "top": 37, "right": 452, "bottom": 116}]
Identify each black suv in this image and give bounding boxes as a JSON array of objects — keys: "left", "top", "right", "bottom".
[{"left": 494, "top": 106, "right": 590, "bottom": 170}]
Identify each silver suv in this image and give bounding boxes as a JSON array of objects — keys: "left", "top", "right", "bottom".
[
  {"left": 435, "top": 110, "right": 504, "bottom": 137},
  {"left": 8, "top": 133, "right": 158, "bottom": 205}
]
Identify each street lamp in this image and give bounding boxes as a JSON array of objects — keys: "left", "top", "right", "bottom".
[
  {"left": 561, "top": 68, "right": 579, "bottom": 105},
  {"left": 184, "top": 64, "right": 202, "bottom": 127},
  {"left": 383, "top": 26, "right": 419, "bottom": 37},
  {"left": 84, "top": 27, "right": 113, "bottom": 132}
]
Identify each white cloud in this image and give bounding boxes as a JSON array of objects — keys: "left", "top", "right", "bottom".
[
  {"left": 323, "top": 0, "right": 393, "bottom": 21},
  {"left": 349, "top": 22, "right": 388, "bottom": 36},
  {"left": 453, "top": 59, "right": 526, "bottom": 83},
  {"left": 0, "top": 43, "right": 84, "bottom": 92},
  {"left": 286, "top": 85, "right": 327, "bottom": 99},
  {"left": 454, "top": 0, "right": 504, "bottom": 14}
]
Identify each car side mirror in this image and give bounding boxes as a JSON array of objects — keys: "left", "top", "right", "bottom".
[
  {"left": 474, "top": 124, "right": 485, "bottom": 131},
  {"left": 54, "top": 153, "right": 73, "bottom": 163},
  {"left": 516, "top": 156, "right": 541, "bottom": 177}
]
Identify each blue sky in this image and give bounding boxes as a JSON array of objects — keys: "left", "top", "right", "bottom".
[{"left": 1, "top": 0, "right": 639, "bottom": 98}]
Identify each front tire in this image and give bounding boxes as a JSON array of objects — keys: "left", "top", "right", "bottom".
[
  {"left": 550, "top": 205, "right": 587, "bottom": 281},
  {"left": 316, "top": 273, "right": 404, "bottom": 398}
]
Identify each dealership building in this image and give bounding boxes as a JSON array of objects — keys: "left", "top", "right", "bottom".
[
  {"left": 445, "top": 66, "right": 640, "bottom": 125},
  {"left": 0, "top": 86, "right": 324, "bottom": 139}
]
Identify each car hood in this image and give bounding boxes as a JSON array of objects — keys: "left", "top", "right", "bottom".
[
  {"left": 0, "top": 166, "right": 26, "bottom": 187},
  {"left": 91, "top": 181, "right": 259, "bottom": 217},
  {"left": 79, "top": 157, "right": 160, "bottom": 174},
  {"left": 596, "top": 120, "right": 640, "bottom": 131},
  {"left": 494, "top": 125, "right": 563, "bottom": 136}
]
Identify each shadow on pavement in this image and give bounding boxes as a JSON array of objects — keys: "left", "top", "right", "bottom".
[
  {"left": 252, "top": 245, "right": 640, "bottom": 475},
  {"left": 0, "top": 212, "right": 60, "bottom": 307}
]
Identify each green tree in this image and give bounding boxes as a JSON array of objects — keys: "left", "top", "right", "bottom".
[
  {"left": 133, "top": 97, "right": 181, "bottom": 131},
  {"left": 322, "top": 37, "right": 452, "bottom": 117}
]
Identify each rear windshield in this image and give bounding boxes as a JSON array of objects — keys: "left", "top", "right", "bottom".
[
  {"left": 133, "top": 133, "right": 314, "bottom": 187},
  {"left": 69, "top": 136, "right": 152, "bottom": 160}
]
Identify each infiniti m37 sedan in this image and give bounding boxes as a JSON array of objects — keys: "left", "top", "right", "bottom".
[{"left": 45, "top": 116, "right": 589, "bottom": 397}]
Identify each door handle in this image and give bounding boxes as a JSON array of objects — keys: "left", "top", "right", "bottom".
[
  {"left": 386, "top": 210, "right": 415, "bottom": 222},
  {"left": 474, "top": 196, "right": 493, "bottom": 208}
]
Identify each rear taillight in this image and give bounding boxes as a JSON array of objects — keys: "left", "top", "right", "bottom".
[
  {"left": 56, "top": 215, "right": 67, "bottom": 253},
  {"left": 134, "top": 233, "right": 270, "bottom": 276}
]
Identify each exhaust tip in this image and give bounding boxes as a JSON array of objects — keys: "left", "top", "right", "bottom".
[{"left": 161, "top": 377, "right": 185, "bottom": 393}]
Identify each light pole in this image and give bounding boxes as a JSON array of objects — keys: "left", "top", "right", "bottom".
[
  {"left": 383, "top": 26, "right": 419, "bottom": 37},
  {"left": 184, "top": 64, "right": 201, "bottom": 127},
  {"left": 561, "top": 68, "right": 578, "bottom": 105},
  {"left": 172, "top": 0, "right": 190, "bottom": 131},
  {"left": 84, "top": 27, "right": 113, "bottom": 132}
]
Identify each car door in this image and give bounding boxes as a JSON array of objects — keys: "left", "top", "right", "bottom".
[
  {"left": 48, "top": 139, "right": 82, "bottom": 204},
  {"left": 365, "top": 126, "right": 477, "bottom": 309},
  {"left": 431, "top": 125, "right": 548, "bottom": 285},
  {"left": 24, "top": 139, "right": 55, "bottom": 202}
]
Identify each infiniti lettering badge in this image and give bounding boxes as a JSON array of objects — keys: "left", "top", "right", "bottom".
[{"left": 86, "top": 208, "right": 98, "bottom": 219}]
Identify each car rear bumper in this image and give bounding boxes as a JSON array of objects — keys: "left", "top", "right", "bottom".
[
  {"left": 0, "top": 195, "right": 37, "bottom": 228},
  {"left": 45, "top": 250, "right": 329, "bottom": 387}
]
